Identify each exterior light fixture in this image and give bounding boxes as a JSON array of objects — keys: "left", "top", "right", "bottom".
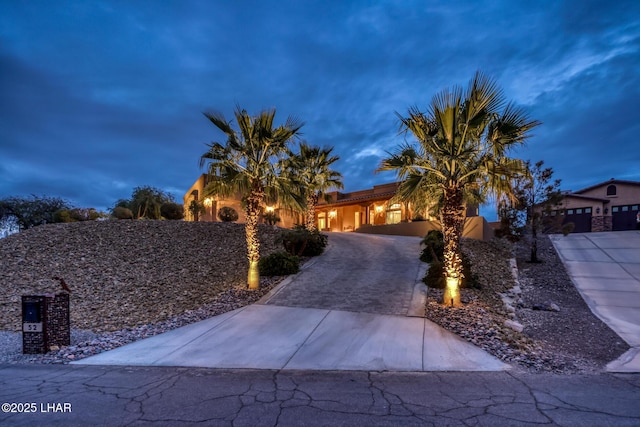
[
  {"left": 329, "top": 210, "right": 337, "bottom": 218},
  {"left": 596, "top": 207, "right": 600, "bottom": 214},
  {"left": 203, "top": 198, "right": 213, "bottom": 207},
  {"left": 265, "top": 206, "right": 275, "bottom": 213},
  {"left": 375, "top": 205, "right": 383, "bottom": 213},
  {"left": 445, "top": 277, "right": 460, "bottom": 307}
]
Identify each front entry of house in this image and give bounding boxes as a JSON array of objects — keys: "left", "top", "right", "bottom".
[{"left": 318, "top": 212, "right": 326, "bottom": 231}]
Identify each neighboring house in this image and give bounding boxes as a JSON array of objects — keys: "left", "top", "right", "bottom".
[
  {"left": 551, "top": 179, "right": 640, "bottom": 233},
  {"left": 183, "top": 174, "right": 301, "bottom": 227}
]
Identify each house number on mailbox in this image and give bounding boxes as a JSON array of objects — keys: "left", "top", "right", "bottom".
[{"left": 23, "top": 323, "right": 43, "bottom": 332}]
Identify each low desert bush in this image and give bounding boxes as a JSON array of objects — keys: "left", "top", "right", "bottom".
[
  {"left": 263, "top": 212, "right": 281, "bottom": 225},
  {"left": 422, "top": 254, "right": 479, "bottom": 289},
  {"left": 279, "top": 225, "right": 328, "bottom": 256},
  {"left": 218, "top": 206, "right": 239, "bottom": 222},
  {"left": 112, "top": 206, "right": 134, "bottom": 220},
  {"left": 258, "top": 251, "right": 300, "bottom": 276},
  {"left": 160, "top": 202, "right": 184, "bottom": 220},
  {"left": 419, "top": 230, "right": 444, "bottom": 263}
]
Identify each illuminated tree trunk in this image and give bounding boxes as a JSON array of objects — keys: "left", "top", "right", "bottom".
[
  {"left": 441, "top": 186, "right": 465, "bottom": 307},
  {"left": 245, "top": 188, "right": 264, "bottom": 290},
  {"left": 306, "top": 193, "right": 319, "bottom": 231}
]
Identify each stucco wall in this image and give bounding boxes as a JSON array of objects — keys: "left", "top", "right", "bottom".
[{"left": 354, "top": 216, "right": 494, "bottom": 241}]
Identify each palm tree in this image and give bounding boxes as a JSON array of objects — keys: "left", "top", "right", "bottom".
[
  {"left": 378, "top": 71, "right": 540, "bottom": 307},
  {"left": 200, "top": 107, "right": 304, "bottom": 289},
  {"left": 286, "top": 143, "right": 344, "bottom": 231}
]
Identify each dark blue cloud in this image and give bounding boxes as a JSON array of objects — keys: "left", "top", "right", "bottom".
[{"left": 1, "top": 0, "right": 639, "bottom": 219}]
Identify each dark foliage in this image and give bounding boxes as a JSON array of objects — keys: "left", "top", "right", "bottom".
[
  {"left": 114, "top": 186, "right": 174, "bottom": 220},
  {"left": 258, "top": 251, "right": 300, "bottom": 276},
  {"left": 160, "top": 202, "right": 184, "bottom": 220},
  {"left": 419, "top": 230, "right": 444, "bottom": 263},
  {"left": 112, "top": 206, "right": 134, "bottom": 219},
  {"left": 187, "top": 200, "right": 206, "bottom": 221},
  {"left": 53, "top": 208, "right": 102, "bottom": 223},
  {"left": 0, "top": 195, "right": 70, "bottom": 230},
  {"left": 422, "top": 254, "right": 478, "bottom": 289},
  {"left": 263, "top": 211, "right": 281, "bottom": 225},
  {"left": 218, "top": 206, "right": 239, "bottom": 222},
  {"left": 279, "top": 225, "right": 328, "bottom": 256}
]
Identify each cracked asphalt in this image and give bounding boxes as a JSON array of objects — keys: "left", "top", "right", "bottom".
[{"left": 1, "top": 364, "right": 639, "bottom": 426}]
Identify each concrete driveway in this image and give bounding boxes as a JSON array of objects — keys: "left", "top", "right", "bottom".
[
  {"left": 77, "top": 233, "right": 508, "bottom": 371},
  {"left": 550, "top": 230, "right": 640, "bottom": 372}
]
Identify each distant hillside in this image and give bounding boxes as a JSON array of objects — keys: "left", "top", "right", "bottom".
[{"left": 0, "top": 220, "right": 283, "bottom": 332}]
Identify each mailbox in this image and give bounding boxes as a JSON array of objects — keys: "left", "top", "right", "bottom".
[{"left": 22, "top": 294, "right": 70, "bottom": 354}]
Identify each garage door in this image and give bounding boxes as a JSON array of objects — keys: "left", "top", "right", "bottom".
[
  {"left": 612, "top": 204, "right": 640, "bottom": 231},
  {"left": 563, "top": 207, "right": 592, "bottom": 233}
]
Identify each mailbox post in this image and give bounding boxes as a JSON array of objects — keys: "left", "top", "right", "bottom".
[{"left": 22, "top": 293, "right": 70, "bottom": 354}]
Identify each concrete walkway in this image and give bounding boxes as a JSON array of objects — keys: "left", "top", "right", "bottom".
[
  {"left": 550, "top": 230, "right": 640, "bottom": 372},
  {"left": 77, "top": 233, "right": 508, "bottom": 371}
]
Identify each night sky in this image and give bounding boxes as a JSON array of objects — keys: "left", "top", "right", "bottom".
[{"left": 1, "top": 1, "right": 639, "bottom": 220}]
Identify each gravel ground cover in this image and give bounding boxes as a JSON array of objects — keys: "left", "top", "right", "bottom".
[
  {"left": 424, "top": 236, "right": 629, "bottom": 373},
  {"left": 0, "top": 220, "right": 286, "bottom": 363}
]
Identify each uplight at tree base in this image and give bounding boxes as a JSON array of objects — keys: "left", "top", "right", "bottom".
[{"left": 445, "top": 277, "right": 459, "bottom": 307}]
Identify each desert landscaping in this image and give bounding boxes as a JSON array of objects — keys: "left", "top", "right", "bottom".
[{"left": 0, "top": 220, "right": 628, "bottom": 372}]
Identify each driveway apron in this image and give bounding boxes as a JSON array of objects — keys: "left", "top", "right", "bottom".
[
  {"left": 77, "top": 232, "right": 508, "bottom": 371},
  {"left": 261, "top": 233, "right": 423, "bottom": 316}
]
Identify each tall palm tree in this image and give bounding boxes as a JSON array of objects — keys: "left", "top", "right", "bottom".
[
  {"left": 286, "top": 143, "right": 344, "bottom": 231},
  {"left": 200, "top": 106, "right": 304, "bottom": 289},
  {"left": 378, "top": 71, "right": 540, "bottom": 307}
]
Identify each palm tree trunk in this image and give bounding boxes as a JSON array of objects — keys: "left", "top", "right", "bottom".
[
  {"left": 441, "top": 186, "right": 465, "bottom": 307},
  {"left": 245, "top": 190, "right": 263, "bottom": 290},
  {"left": 306, "top": 194, "right": 319, "bottom": 231}
]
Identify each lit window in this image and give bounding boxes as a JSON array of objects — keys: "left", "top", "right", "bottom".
[
  {"left": 607, "top": 185, "right": 617, "bottom": 196},
  {"left": 389, "top": 203, "right": 401, "bottom": 210}
]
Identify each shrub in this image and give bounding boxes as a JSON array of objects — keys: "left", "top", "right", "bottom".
[
  {"left": 0, "top": 195, "right": 70, "bottom": 230},
  {"left": 161, "top": 202, "right": 184, "bottom": 220},
  {"left": 218, "top": 206, "right": 239, "bottom": 222},
  {"left": 258, "top": 251, "right": 300, "bottom": 276},
  {"left": 112, "top": 206, "right": 134, "bottom": 219},
  {"left": 54, "top": 208, "right": 102, "bottom": 222},
  {"left": 279, "top": 226, "right": 328, "bottom": 256},
  {"left": 53, "top": 209, "right": 74, "bottom": 223},
  {"left": 188, "top": 200, "right": 206, "bottom": 221},
  {"left": 419, "top": 230, "right": 444, "bottom": 263},
  {"left": 264, "top": 212, "right": 281, "bottom": 225},
  {"left": 422, "top": 254, "right": 479, "bottom": 289}
]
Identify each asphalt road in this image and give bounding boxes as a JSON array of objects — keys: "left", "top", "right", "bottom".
[{"left": 1, "top": 364, "right": 639, "bottom": 426}]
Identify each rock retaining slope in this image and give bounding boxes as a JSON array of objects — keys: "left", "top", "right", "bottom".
[{"left": 0, "top": 221, "right": 282, "bottom": 332}]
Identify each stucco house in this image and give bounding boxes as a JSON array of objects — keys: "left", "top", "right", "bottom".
[
  {"left": 183, "top": 174, "right": 301, "bottom": 227},
  {"left": 551, "top": 179, "right": 640, "bottom": 233},
  {"left": 184, "top": 176, "right": 492, "bottom": 239}
]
